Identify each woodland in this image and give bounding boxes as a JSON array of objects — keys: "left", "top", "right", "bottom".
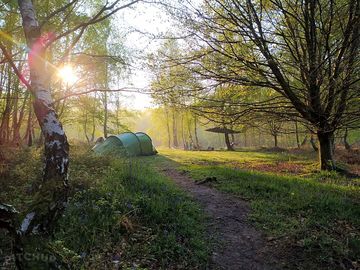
[{"left": 0, "top": 0, "right": 359, "bottom": 269}]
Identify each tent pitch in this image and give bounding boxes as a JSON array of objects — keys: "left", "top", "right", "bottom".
[{"left": 92, "top": 132, "right": 157, "bottom": 157}]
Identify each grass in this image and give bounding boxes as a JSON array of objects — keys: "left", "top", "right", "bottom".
[
  {"left": 0, "top": 146, "right": 209, "bottom": 269},
  {"left": 2, "top": 146, "right": 359, "bottom": 269},
  {"left": 159, "top": 147, "right": 313, "bottom": 164},
  {"left": 158, "top": 147, "right": 318, "bottom": 176},
  {"left": 145, "top": 149, "right": 360, "bottom": 269}
]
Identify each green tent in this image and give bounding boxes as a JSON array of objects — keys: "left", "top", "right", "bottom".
[{"left": 92, "top": 132, "right": 157, "bottom": 157}]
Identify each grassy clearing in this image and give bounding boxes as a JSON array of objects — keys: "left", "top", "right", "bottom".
[
  {"left": 146, "top": 149, "right": 360, "bottom": 269},
  {"left": 159, "top": 147, "right": 313, "bottom": 164},
  {"left": 0, "top": 146, "right": 209, "bottom": 269},
  {"left": 158, "top": 148, "right": 317, "bottom": 176}
]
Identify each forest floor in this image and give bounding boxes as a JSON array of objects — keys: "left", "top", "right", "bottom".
[{"left": 143, "top": 148, "right": 360, "bottom": 270}]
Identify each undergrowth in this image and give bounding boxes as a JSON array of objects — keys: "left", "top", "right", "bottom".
[{"left": 0, "top": 145, "right": 209, "bottom": 269}]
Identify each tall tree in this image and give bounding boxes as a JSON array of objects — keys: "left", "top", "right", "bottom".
[
  {"left": 18, "top": 0, "right": 70, "bottom": 232},
  {"left": 173, "top": 0, "right": 360, "bottom": 170},
  {"left": 0, "top": 0, "right": 140, "bottom": 267}
]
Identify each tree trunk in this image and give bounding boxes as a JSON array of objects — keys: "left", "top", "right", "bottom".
[
  {"left": 115, "top": 98, "right": 121, "bottom": 134},
  {"left": 12, "top": 92, "right": 27, "bottom": 145},
  {"left": 172, "top": 109, "right": 178, "bottom": 148},
  {"left": 24, "top": 103, "right": 33, "bottom": 147},
  {"left": 187, "top": 115, "right": 194, "bottom": 146},
  {"left": 301, "top": 135, "right": 308, "bottom": 146},
  {"left": 274, "top": 134, "right": 278, "bottom": 147},
  {"left": 181, "top": 113, "right": 186, "bottom": 149},
  {"left": 310, "top": 134, "right": 318, "bottom": 152},
  {"left": 194, "top": 115, "right": 200, "bottom": 149},
  {"left": 224, "top": 133, "right": 234, "bottom": 151},
  {"left": 84, "top": 111, "right": 90, "bottom": 143},
  {"left": 103, "top": 91, "right": 108, "bottom": 138},
  {"left": 0, "top": 1, "right": 72, "bottom": 267},
  {"left": 165, "top": 108, "right": 171, "bottom": 148},
  {"left": 0, "top": 66, "right": 12, "bottom": 144},
  {"left": 244, "top": 130, "right": 247, "bottom": 147},
  {"left": 18, "top": 0, "right": 69, "bottom": 232},
  {"left": 91, "top": 118, "right": 96, "bottom": 142},
  {"left": 11, "top": 80, "right": 19, "bottom": 144},
  {"left": 90, "top": 94, "right": 97, "bottom": 142},
  {"left": 344, "top": 128, "right": 351, "bottom": 151},
  {"left": 317, "top": 131, "right": 335, "bottom": 170}
]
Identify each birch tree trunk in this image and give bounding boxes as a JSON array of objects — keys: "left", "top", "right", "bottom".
[{"left": 18, "top": 0, "right": 69, "bottom": 233}]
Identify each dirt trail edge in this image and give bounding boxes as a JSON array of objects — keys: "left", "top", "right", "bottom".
[{"left": 161, "top": 168, "right": 278, "bottom": 270}]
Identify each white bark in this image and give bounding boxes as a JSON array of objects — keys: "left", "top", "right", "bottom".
[
  {"left": 20, "top": 212, "right": 35, "bottom": 234},
  {"left": 17, "top": 0, "right": 70, "bottom": 241},
  {"left": 18, "top": 0, "right": 69, "bottom": 185}
]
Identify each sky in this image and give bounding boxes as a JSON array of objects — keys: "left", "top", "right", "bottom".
[{"left": 115, "top": 2, "right": 174, "bottom": 110}]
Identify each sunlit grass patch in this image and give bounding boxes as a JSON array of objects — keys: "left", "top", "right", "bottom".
[
  {"left": 158, "top": 148, "right": 315, "bottom": 176},
  {"left": 159, "top": 148, "right": 309, "bottom": 164}
]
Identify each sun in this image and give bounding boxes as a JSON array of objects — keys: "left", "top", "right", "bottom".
[{"left": 58, "top": 65, "right": 78, "bottom": 84}]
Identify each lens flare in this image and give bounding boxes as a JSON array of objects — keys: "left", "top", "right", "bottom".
[{"left": 58, "top": 65, "right": 78, "bottom": 84}]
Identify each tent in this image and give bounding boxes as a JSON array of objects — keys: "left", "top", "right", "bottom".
[{"left": 92, "top": 132, "right": 157, "bottom": 157}]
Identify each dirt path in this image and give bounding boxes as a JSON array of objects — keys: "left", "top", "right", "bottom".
[{"left": 161, "top": 168, "right": 277, "bottom": 270}]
